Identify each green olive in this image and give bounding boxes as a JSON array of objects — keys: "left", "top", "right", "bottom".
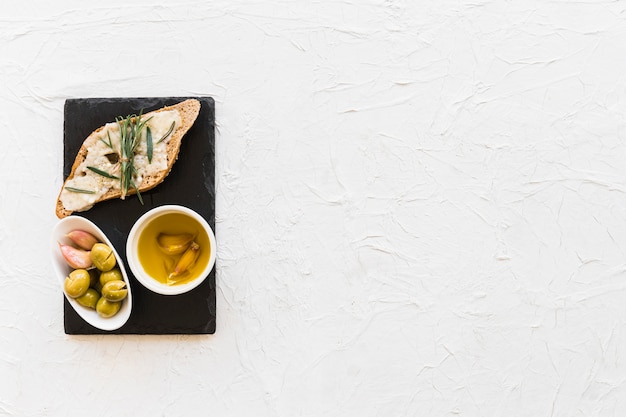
[
  {"left": 99, "top": 268, "right": 122, "bottom": 287},
  {"left": 101, "top": 280, "right": 128, "bottom": 302},
  {"left": 76, "top": 288, "right": 100, "bottom": 309},
  {"left": 90, "top": 243, "right": 116, "bottom": 272},
  {"left": 64, "top": 269, "right": 91, "bottom": 298},
  {"left": 96, "top": 297, "right": 121, "bottom": 318}
]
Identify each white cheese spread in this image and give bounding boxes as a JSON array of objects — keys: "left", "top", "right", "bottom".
[{"left": 60, "top": 110, "right": 182, "bottom": 212}]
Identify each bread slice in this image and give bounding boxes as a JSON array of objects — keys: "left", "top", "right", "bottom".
[{"left": 56, "top": 99, "right": 201, "bottom": 218}]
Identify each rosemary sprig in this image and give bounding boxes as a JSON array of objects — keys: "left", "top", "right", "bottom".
[
  {"left": 65, "top": 187, "right": 95, "bottom": 194},
  {"left": 117, "top": 111, "right": 152, "bottom": 201},
  {"left": 129, "top": 159, "right": 143, "bottom": 205},
  {"left": 87, "top": 166, "right": 119, "bottom": 179}
]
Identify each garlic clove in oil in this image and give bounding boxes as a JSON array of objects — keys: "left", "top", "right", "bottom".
[
  {"left": 156, "top": 233, "right": 195, "bottom": 255},
  {"left": 167, "top": 242, "right": 200, "bottom": 284}
]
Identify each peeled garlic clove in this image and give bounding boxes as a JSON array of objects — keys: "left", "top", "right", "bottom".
[
  {"left": 59, "top": 243, "right": 93, "bottom": 269},
  {"left": 168, "top": 242, "right": 200, "bottom": 283},
  {"left": 66, "top": 230, "right": 99, "bottom": 250},
  {"left": 156, "top": 233, "right": 194, "bottom": 255}
]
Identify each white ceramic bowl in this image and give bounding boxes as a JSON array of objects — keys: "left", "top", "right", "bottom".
[
  {"left": 51, "top": 216, "right": 132, "bottom": 331},
  {"left": 126, "top": 205, "right": 216, "bottom": 295}
]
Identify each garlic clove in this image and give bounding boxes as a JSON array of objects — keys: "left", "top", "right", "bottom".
[
  {"left": 66, "top": 230, "right": 99, "bottom": 250},
  {"left": 168, "top": 241, "right": 200, "bottom": 284},
  {"left": 59, "top": 243, "right": 93, "bottom": 269},
  {"left": 156, "top": 233, "right": 194, "bottom": 255}
]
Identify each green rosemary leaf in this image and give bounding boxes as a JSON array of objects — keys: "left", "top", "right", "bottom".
[
  {"left": 65, "top": 187, "right": 95, "bottom": 194},
  {"left": 157, "top": 121, "right": 175, "bottom": 144},
  {"left": 146, "top": 126, "right": 153, "bottom": 163},
  {"left": 137, "top": 115, "right": 152, "bottom": 132},
  {"left": 121, "top": 160, "right": 133, "bottom": 199},
  {"left": 135, "top": 186, "right": 144, "bottom": 205},
  {"left": 100, "top": 132, "right": 113, "bottom": 149},
  {"left": 87, "top": 166, "right": 119, "bottom": 179}
]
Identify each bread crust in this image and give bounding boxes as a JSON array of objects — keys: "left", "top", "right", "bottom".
[{"left": 56, "top": 99, "right": 201, "bottom": 218}]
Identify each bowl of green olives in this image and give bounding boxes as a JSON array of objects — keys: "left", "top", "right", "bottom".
[{"left": 51, "top": 216, "right": 132, "bottom": 331}]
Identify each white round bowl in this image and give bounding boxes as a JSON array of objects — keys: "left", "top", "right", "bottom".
[
  {"left": 51, "top": 216, "right": 132, "bottom": 331},
  {"left": 126, "top": 205, "right": 216, "bottom": 295}
]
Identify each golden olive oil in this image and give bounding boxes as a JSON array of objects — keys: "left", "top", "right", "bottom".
[{"left": 137, "top": 212, "right": 211, "bottom": 285}]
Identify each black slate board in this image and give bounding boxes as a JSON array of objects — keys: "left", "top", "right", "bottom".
[{"left": 62, "top": 96, "right": 216, "bottom": 335}]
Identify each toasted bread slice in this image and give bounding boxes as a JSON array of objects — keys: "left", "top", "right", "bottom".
[{"left": 56, "top": 99, "right": 201, "bottom": 218}]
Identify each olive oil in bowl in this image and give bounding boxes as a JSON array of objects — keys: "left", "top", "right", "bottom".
[
  {"left": 137, "top": 212, "right": 211, "bottom": 286},
  {"left": 127, "top": 205, "right": 216, "bottom": 295}
]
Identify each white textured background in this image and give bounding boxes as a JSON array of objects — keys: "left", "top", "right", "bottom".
[{"left": 2, "top": 1, "right": 626, "bottom": 416}]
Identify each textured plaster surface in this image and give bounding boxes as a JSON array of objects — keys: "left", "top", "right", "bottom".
[{"left": 2, "top": 1, "right": 626, "bottom": 416}]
